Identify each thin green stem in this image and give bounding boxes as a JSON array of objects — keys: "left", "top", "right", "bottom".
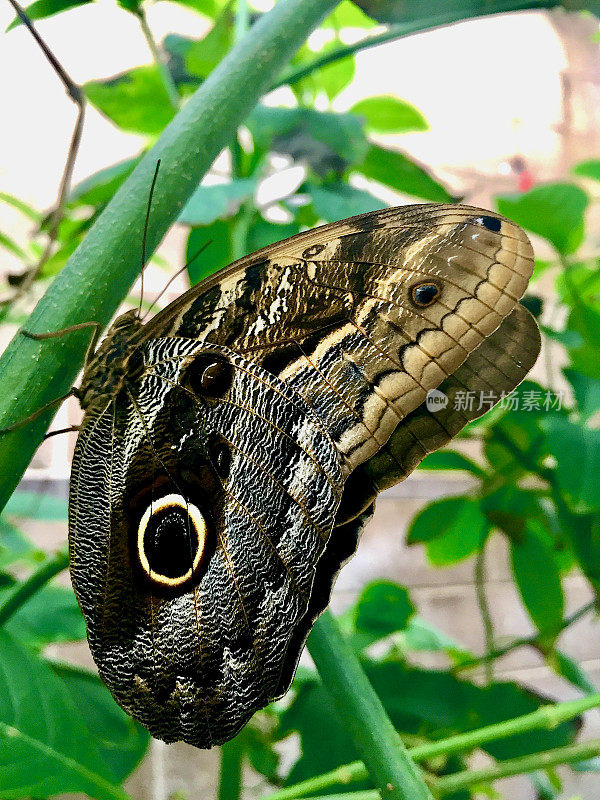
[
  {"left": 272, "top": 1, "right": 556, "bottom": 91},
  {"left": 433, "top": 737, "right": 600, "bottom": 796},
  {"left": 218, "top": 735, "right": 245, "bottom": 800},
  {"left": 260, "top": 693, "right": 600, "bottom": 800},
  {"left": 474, "top": 541, "right": 494, "bottom": 683},
  {"left": 454, "top": 599, "right": 595, "bottom": 673},
  {"left": 0, "top": 0, "right": 340, "bottom": 513},
  {"left": 0, "top": 549, "right": 69, "bottom": 627},
  {"left": 234, "top": 0, "right": 250, "bottom": 43},
  {"left": 136, "top": 6, "right": 180, "bottom": 108},
  {"left": 307, "top": 610, "right": 433, "bottom": 800}
]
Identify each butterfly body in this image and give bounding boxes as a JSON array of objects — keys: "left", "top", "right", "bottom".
[{"left": 69, "top": 204, "right": 540, "bottom": 747}]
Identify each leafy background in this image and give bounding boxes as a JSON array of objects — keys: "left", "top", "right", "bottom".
[{"left": 2, "top": 1, "right": 600, "bottom": 799}]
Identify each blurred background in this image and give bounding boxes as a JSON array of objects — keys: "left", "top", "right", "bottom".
[{"left": 2, "top": 2, "right": 600, "bottom": 799}]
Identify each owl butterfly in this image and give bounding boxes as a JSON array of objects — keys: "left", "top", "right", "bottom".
[{"left": 69, "top": 203, "right": 540, "bottom": 748}]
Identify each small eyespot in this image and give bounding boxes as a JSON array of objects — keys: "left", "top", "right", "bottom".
[
  {"left": 187, "top": 354, "right": 233, "bottom": 397},
  {"left": 474, "top": 215, "right": 502, "bottom": 233},
  {"left": 137, "top": 493, "right": 208, "bottom": 588},
  {"left": 302, "top": 244, "right": 326, "bottom": 259},
  {"left": 410, "top": 282, "right": 441, "bottom": 308}
]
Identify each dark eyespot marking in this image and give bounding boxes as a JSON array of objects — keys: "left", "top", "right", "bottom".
[
  {"left": 210, "top": 439, "right": 232, "bottom": 480},
  {"left": 302, "top": 243, "right": 326, "bottom": 259},
  {"left": 137, "top": 494, "right": 207, "bottom": 588},
  {"left": 410, "top": 282, "right": 441, "bottom": 308},
  {"left": 473, "top": 215, "right": 502, "bottom": 233},
  {"left": 127, "top": 349, "right": 145, "bottom": 379},
  {"left": 187, "top": 354, "right": 233, "bottom": 397}
]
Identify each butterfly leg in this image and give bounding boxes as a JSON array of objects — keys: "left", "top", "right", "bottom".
[
  {"left": 0, "top": 388, "right": 81, "bottom": 436},
  {"left": 21, "top": 320, "right": 102, "bottom": 367}
]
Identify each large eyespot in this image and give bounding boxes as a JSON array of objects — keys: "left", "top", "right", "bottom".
[
  {"left": 473, "top": 214, "right": 502, "bottom": 232},
  {"left": 137, "top": 493, "right": 208, "bottom": 588},
  {"left": 187, "top": 354, "right": 233, "bottom": 397},
  {"left": 410, "top": 282, "right": 441, "bottom": 308}
]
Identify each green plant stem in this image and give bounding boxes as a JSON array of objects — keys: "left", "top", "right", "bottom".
[
  {"left": 0, "top": 549, "right": 69, "bottom": 627},
  {"left": 136, "top": 6, "right": 180, "bottom": 108},
  {"left": 307, "top": 610, "right": 433, "bottom": 800},
  {"left": 0, "top": 0, "right": 340, "bottom": 513},
  {"left": 272, "top": 0, "right": 558, "bottom": 90},
  {"left": 454, "top": 599, "right": 595, "bottom": 673},
  {"left": 260, "top": 693, "right": 600, "bottom": 800},
  {"left": 433, "top": 737, "right": 600, "bottom": 796},
  {"left": 474, "top": 541, "right": 494, "bottom": 683},
  {"left": 218, "top": 735, "right": 244, "bottom": 800}
]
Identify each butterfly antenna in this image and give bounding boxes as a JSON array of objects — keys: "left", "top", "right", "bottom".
[
  {"left": 139, "top": 160, "right": 162, "bottom": 318},
  {"left": 142, "top": 239, "right": 212, "bottom": 321}
]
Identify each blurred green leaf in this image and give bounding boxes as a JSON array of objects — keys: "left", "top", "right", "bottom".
[
  {"left": 510, "top": 521, "right": 564, "bottom": 637},
  {"left": 7, "top": 0, "right": 92, "bottom": 29},
  {"left": 564, "top": 368, "right": 600, "bottom": 420},
  {"left": 550, "top": 650, "right": 597, "bottom": 694},
  {"left": 0, "top": 232, "right": 26, "bottom": 260},
  {"left": 248, "top": 105, "right": 368, "bottom": 172},
  {"left": 572, "top": 159, "right": 600, "bottom": 182},
  {"left": 354, "top": 580, "right": 415, "bottom": 637},
  {"left": 4, "top": 490, "right": 68, "bottom": 520},
  {"left": 3, "top": 583, "right": 85, "bottom": 647},
  {"left": 419, "top": 450, "right": 485, "bottom": 476},
  {"left": 542, "top": 417, "right": 600, "bottom": 511},
  {"left": 179, "top": 179, "right": 256, "bottom": 226},
  {"left": 0, "top": 520, "right": 44, "bottom": 569},
  {"left": 50, "top": 663, "right": 149, "bottom": 782},
  {"left": 247, "top": 216, "right": 301, "bottom": 252},
  {"left": 186, "top": 222, "right": 232, "bottom": 285},
  {"left": 323, "top": 0, "right": 375, "bottom": 27},
  {"left": 85, "top": 67, "right": 176, "bottom": 135},
  {"left": 496, "top": 183, "right": 588, "bottom": 256},
  {"left": 0, "top": 630, "right": 127, "bottom": 800},
  {"left": 350, "top": 95, "right": 427, "bottom": 133},
  {"left": 407, "top": 496, "right": 489, "bottom": 566},
  {"left": 69, "top": 157, "right": 140, "bottom": 208},
  {"left": 309, "top": 182, "right": 385, "bottom": 221},
  {"left": 317, "top": 44, "right": 355, "bottom": 101},
  {"left": 168, "top": 0, "right": 225, "bottom": 17},
  {"left": 0, "top": 192, "right": 41, "bottom": 222},
  {"left": 185, "top": 3, "right": 234, "bottom": 79},
  {"left": 357, "top": 144, "right": 454, "bottom": 202},
  {"left": 557, "top": 508, "right": 600, "bottom": 600}
]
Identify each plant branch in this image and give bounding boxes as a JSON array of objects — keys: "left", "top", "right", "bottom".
[
  {"left": 260, "top": 692, "right": 600, "bottom": 800},
  {"left": 135, "top": 6, "right": 180, "bottom": 109},
  {"left": 272, "top": 1, "right": 557, "bottom": 91},
  {"left": 218, "top": 735, "right": 244, "bottom": 800},
  {"left": 474, "top": 540, "right": 494, "bottom": 683},
  {"left": 0, "top": 549, "right": 69, "bottom": 628},
  {"left": 307, "top": 610, "right": 433, "bottom": 800},
  {"left": 0, "top": 0, "right": 341, "bottom": 513}
]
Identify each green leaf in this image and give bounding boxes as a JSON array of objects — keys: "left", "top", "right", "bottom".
[
  {"left": 186, "top": 222, "right": 233, "bottom": 285},
  {"left": 185, "top": 3, "right": 234, "bottom": 79},
  {"left": 572, "top": 158, "right": 600, "bottom": 182},
  {"left": 557, "top": 508, "right": 600, "bottom": 600},
  {"left": 178, "top": 178, "right": 256, "bottom": 226},
  {"left": 418, "top": 450, "right": 485, "bottom": 477},
  {"left": 510, "top": 521, "right": 564, "bottom": 637},
  {"left": 69, "top": 158, "right": 141, "bottom": 208},
  {"left": 309, "top": 182, "right": 385, "bottom": 221},
  {"left": 496, "top": 183, "right": 588, "bottom": 256},
  {"left": 317, "top": 44, "right": 355, "bottom": 101},
  {"left": 168, "top": 0, "right": 225, "bottom": 17},
  {"left": 247, "top": 105, "right": 368, "bottom": 170},
  {"left": 50, "top": 663, "right": 149, "bottom": 782},
  {"left": 0, "top": 520, "right": 45, "bottom": 570},
  {"left": 0, "top": 232, "right": 26, "bottom": 260},
  {"left": 541, "top": 417, "right": 600, "bottom": 511},
  {"left": 0, "top": 192, "right": 41, "bottom": 222},
  {"left": 400, "top": 616, "right": 473, "bottom": 663},
  {"left": 564, "top": 367, "right": 600, "bottom": 420},
  {"left": 7, "top": 0, "right": 91, "bottom": 29},
  {"left": 84, "top": 67, "right": 176, "bottom": 135},
  {"left": 550, "top": 649, "right": 597, "bottom": 694},
  {"left": 3, "top": 585, "right": 86, "bottom": 648},
  {"left": 350, "top": 95, "right": 427, "bottom": 133},
  {"left": 4, "top": 490, "right": 68, "bottom": 520},
  {"left": 407, "top": 496, "right": 489, "bottom": 566},
  {"left": 0, "top": 630, "right": 128, "bottom": 800},
  {"left": 247, "top": 216, "right": 300, "bottom": 252},
  {"left": 357, "top": 143, "right": 454, "bottom": 202},
  {"left": 354, "top": 580, "right": 414, "bottom": 637}
]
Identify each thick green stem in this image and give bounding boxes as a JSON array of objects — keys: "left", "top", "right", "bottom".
[
  {"left": 260, "top": 693, "right": 600, "bottom": 800},
  {"left": 0, "top": 0, "right": 340, "bottom": 513},
  {"left": 0, "top": 549, "right": 69, "bottom": 627},
  {"left": 218, "top": 735, "right": 244, "bottom": 800},
  {"left": 307, "top": 611, "right": 433, "bottom": 800}
]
